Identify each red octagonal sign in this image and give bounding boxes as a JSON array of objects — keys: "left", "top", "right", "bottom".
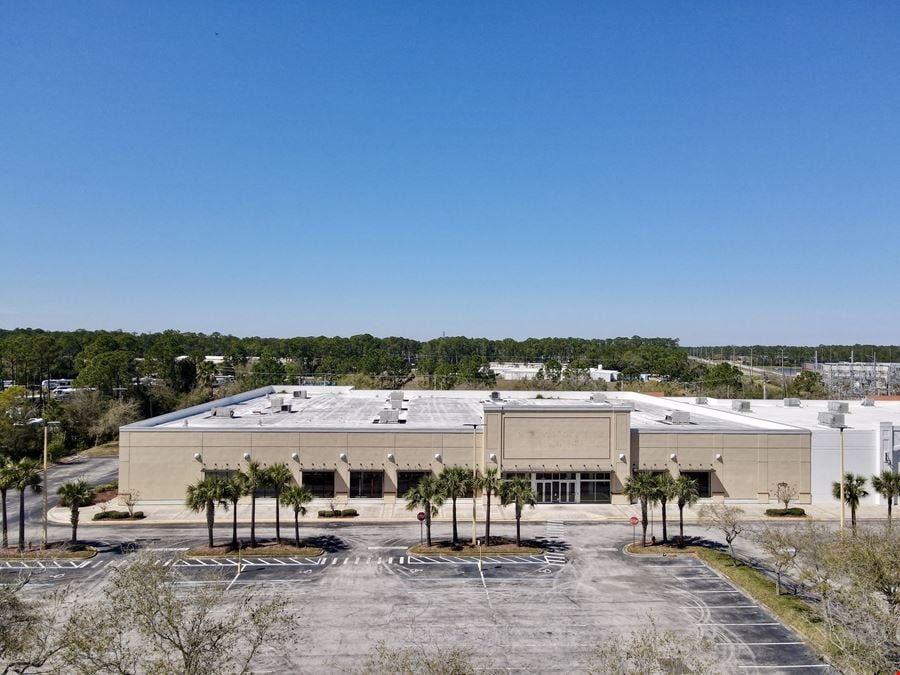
[
  {"left": 629, "top": 516, "right": 639, "bottom": 526},
  {"left": 417, "top": 512, "right": 426, "bottom": 522}
]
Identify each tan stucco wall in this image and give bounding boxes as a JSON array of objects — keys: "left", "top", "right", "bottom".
[
  {"left": 120, "top": 428, "right": 482, "bottom": 502},
  {"left": 120, "top": 411, "right": 811, "bottom": 505},
  {"left": 633, "top": 431, "right": 811, "bottom": 503}
]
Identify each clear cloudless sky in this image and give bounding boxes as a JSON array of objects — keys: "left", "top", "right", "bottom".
[{"left": 1, "top": 2, "right": 899, "bottom": 345}]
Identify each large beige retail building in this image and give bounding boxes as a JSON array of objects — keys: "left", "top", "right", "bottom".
[{"left": 115, "top": 386, "right": 900, "bottom": 507}]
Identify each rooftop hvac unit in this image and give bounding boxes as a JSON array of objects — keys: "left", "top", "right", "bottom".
[
  {"left": 860, "top": 398, "right": 875, "bottom": 407},
  {"left": 590, "top": 392, "right": 607, "bottom": 402},
  {"left": 281, "top": 403, "right": 293, "bottom": 412},
  {"left": 490, "top": 391, "right": 501, "bottom": 400},
  {"left": 378, "top": 409, "right": 400, "bottom": 424},
  {"left": 269, "top": 396, "right": 283, "bottom": 411},
  {"left": 732, "top": 400, "right": 751, "bottom": 412},
  {"left": 665, "top": 411, "right": 691, "bottom": 424},
  {"left": 390, "top": 398, "right": 403, "bottom": 410},
  {"left": 389, "top": 390, "right": 404, "bottom": 402},
  {"left": 783, "top": 398, "right": 801, "bottom": 407},
  {"left": 211, "top": 406, "right": 233, "bottom": 417},
  {"left": 828, "top": 401, "right": 849, "bottom": 414},
  {"left": 695, "top": 397, "right": 708, "bottom": 405},
  {"left": 818, "top": 411, "right": 846, "bottom": 428},
  {"left": 293, "top": 390, "right": 308, "bottom": 399}
]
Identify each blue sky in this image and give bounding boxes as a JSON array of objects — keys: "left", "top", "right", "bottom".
[{"left": 2, "top": 2, "right": 898, "bottom": 344}]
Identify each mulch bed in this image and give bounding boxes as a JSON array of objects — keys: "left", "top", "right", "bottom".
[
  {"left": 186, "top": 541, "right": 324, "bottom": 557},
  {"left": 0, "top": 544, "right": 96, "bottom": 560},
  {"left": 409, "top": 536, "right": 544, "bottom": 556}
]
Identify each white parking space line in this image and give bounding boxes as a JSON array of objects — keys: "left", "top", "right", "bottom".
[
  {"left": 697, "top": 622, "right": 781, "bottom": 626},
  {"left": 716, "top": 642, "right": 805, "bottom": 646},
  {"left": 736, "top": 666, "right": 828, "bottom": 670},
  {"left": 367, "top": 546, "right": 407, "bottom": 550}
]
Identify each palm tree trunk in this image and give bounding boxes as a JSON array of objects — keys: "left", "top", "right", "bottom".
[
  {"left": 451, "top": 497, "right": 458, "bottom": 545},
  {"left": 231, "top": 500, "right": 238, "bottom": 549},
  {"left": 485, "top": 490, "right": 491, "bottom": 545},
  {"left": 851, "top": 505, "right": 857, "bottom": 532},
  {"left": 71, "top": 506, "right": 79, "bottom": 544},
  {"left": 206, "top": 501, "right": 215, "bottom": 548},
  {"left": 661, "top": 499, "right": 668, "bottom": 544},
  {"left": 274, "top": 488, "right": 281, "bottom": 543},
  {"left": 1, "top": 488, "right": 7, "bottom": 549},
  {"left": 18, "top": 490, "right": 25, "bottom": 551},
  {"left": 678, "top": 504, "right": 685, "bottom": 542},
  {"left": 250, "top": 492, "right": 257, "bottom": 547},
  {"left": 426, "top": 506, "right": 432, "bottom": 547},
  {"left": 888, "top": 499, "right": 893, "bottom": 530},
  {"left": 640, "top": 499, "right": 648, "bottom": 547},
  {"left": 294, "top": 510, "right": 300, "bottom": 548},
  {"left": 515, "top": 504, "right": 522, "bottom": 546}
]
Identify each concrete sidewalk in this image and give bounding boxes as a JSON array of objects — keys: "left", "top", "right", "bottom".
[{"left": 52, "top": 498, "right": 893, "bottom": 527}]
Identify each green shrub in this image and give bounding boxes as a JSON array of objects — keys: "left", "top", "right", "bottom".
[
  {"left": 318, "top": 510, "right": 336, "bottom": 518},
  {"left": 765, "top": 507, "right": 806, "bottom": 517},
  {"left": 341, "top": 508, "right": 358, "bottom": 517},
  {"left": 92, "top": 510, "right": 143, "bottom": 521}
]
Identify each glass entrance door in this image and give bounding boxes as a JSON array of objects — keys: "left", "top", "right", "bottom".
[{"left": 535, "top": 473, "right": 577, "bottom": 503}]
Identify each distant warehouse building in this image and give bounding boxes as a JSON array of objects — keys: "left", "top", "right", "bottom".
[{"left": 120, "top": 387, "right": 895, "bottom": 507}]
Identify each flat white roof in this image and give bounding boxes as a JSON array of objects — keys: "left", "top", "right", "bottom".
[{"left": 128, "top": 386, "right": 807, "bottom": 433}]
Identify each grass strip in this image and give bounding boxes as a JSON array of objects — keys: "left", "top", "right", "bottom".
[{"left": 0, "top": 547, "right": 97, "bottom": 560}]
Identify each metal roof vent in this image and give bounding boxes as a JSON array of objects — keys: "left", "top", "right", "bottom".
[
  {"left": 732, "top": 400, "right": 751, "bottom": 412},
  {"left": 818, "top": 411, "right": 846, "bottom": 428},
  {"left": 665, "top": 410, "right": 691, "bottom": 425},
  {"left": 860, "top": 398, "right": 875, "bottom": 407},
  {"left": 695, "top": 396, "right": 708, "bottom": 405},
  {"left": 590, "top": 392, "right": 607, "bottom": 402},
  {"left": 828, "top": 401, "right": 849, "bottom": 414},
  {"left": 211, "top": 406, "right": 234, "bottom": 417},
  {"left": 783, "top": 398, "right": 801, "bottom": 407},
  {"left": 378, "top": 409, "right": 400, "bottom": 424},
  {"left": 293, "top": 390, "right": 308, "bottom": 399},
  {"left": 490, "top": 391, "right": 501, "bottom": 401},
  {"left": 389, "top": 390, "right": 404, "bottom": 402}
]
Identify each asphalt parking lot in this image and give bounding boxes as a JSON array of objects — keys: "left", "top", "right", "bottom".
[{"left": 3, "top": 521, "right": 834, "bottom": 673}]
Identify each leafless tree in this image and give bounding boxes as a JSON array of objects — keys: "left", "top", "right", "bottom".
[
  {"left": 773, "top": 482, "right": 799, "bottom": 510},
  {"left": 698, "top": 504, "right": 745, "bottom": 565},
  {"left": 752, "top": 525, "right": 801, "bottom": 595}
]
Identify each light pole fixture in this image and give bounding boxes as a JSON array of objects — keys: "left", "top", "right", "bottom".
[
  {"left": 838, "top": 425, "right": 846, "bottom": 537},
  {"left": 291, "top": 452, "right": 300, "bottom": 462},
  {"left": 27, "top": 418, "right": 59, "bottom": 549},
  {"left": 243, "top": 452, "right": 251, "bottom": 461},
  {"left": 464, "top": 423, "right": 481, "bottom": 546}
]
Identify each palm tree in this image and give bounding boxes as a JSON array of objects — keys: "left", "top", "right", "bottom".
[
  {"left": 438, "top": 466, "right": 471, "bottom": 546},
  {"left": 499, "top": 476, "right": 536, "bottom": 546},
  {"left": 624, "top": 472, "right": 658, "bottom": 547},
  {"left": 0, "top": 459, "right": 15, "bottom": 549},
  {"left": 655, "top": 472, "right": 677, "bottom": 545},
  {"left": 244, "top": 460, "right": 268, "bottom": 547},
  {"left": 404, "top": 475, "right": 443, "bottom": 547},
  {"left": 265, "top": 463, "right": 294, "bottom": 543},
  {"left": 476, "top": 468, "right": 502, "bottom": 545},
  {"left": 10, "top": 458, "right": 42, "bottom": 552},
  {"left": 279, "top": 485, "right": 313, "bottom": 548},
  {"left": 222, "top": 471, "right": 248, "bottom": 550},
  {"left": 871, "top": 470, "right": 900, "bottom": 529},
  {"left": 185, "top": 477, "right": 228, "bottom": 548},
  {"left": 674, "top": 475, "right": 700, "bottom": 544},
  {"left": 832, "top": 472, "right": 869, "bottom": 532},
  {"left": 57, "top": 479, "right": 94, "bottom": 546}
]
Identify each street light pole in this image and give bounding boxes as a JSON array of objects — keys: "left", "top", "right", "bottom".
[
  {"left": 465, "top": 423, "right": 480, "bottom": 546},
  {"left": 43, "top": 424, "right": 49, "bottom": 549},
  {"left": 838, "top": 425, "right": 846, "bottom": 537}
]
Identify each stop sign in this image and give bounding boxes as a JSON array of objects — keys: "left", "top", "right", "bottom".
[
  {"left": 629, "top": 516, "right": 639, "bottom": 526},
  {"left": 417, "top": 512, "right": 426, "bottom": 522}
]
